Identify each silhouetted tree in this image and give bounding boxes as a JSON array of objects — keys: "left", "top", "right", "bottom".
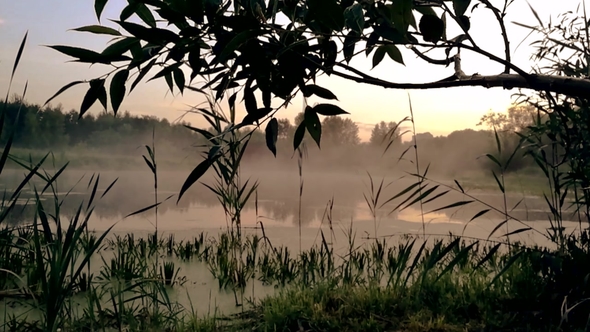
[
  {"left": 370, "top": 121, "right": 401, "bottom": 147},
  {"left": 321, "top": 116, "right": 360, "bottom": 146}
]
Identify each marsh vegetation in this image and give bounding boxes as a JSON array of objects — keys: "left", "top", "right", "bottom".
[{"left": 5, "top": 0, "right": 590, "bottom": 331}]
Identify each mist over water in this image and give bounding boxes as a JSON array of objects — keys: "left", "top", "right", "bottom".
[{"left": 1, "top": 154, "right": 575, "bottom": 250}]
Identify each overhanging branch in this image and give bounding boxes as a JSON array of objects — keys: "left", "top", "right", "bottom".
[{"left": 330, "top": 64, "right": 590, "bottom": 98}]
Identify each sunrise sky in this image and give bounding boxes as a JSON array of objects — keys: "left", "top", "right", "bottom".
[{"left": 0, "top": 1, "right": 579, "bottom": 140}]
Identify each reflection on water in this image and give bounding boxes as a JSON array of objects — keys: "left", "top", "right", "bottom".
[{"left": 0, "top": 168, "right": 579, "bottom": 246}]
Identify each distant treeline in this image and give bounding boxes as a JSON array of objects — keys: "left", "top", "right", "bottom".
[{"left": 1, "top": 97, "right": 540, "bottom": 175}]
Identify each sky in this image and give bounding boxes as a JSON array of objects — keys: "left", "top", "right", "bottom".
[{"left": 0, "top": 1, "right": 581, "bottom": 140}]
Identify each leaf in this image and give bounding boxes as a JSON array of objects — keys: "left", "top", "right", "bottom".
[
  {"left": 164, "top": 71, "right": 174, "bottom": 94},
  {"left": 126, "top": 195, "right": 174, "bottom": 218},
  {"left": 115, "top": 21, "right": 179, "bottom": 46},
  {"left": 80, "top": 79, "right": 105, "bottom": 118},
  {"left": 470, "top": 209, "right": 490, "bottom": 222},
  {"left": 308, "top": 0, "right": 345, "bottom": 31},
  {"left": 241, "top": 108, "right": 272, "bottom": 125},
  {"left": 419, "top": 14, "right": 445, "bottom": 43},
  {"left": 485, "top": 153, "right": 502, "bottom": 168},
  {"left": 454, "top": 179, "right": 464, "bottom": 193},
  {"left": 313, "top": 103, "right": 349, "bottom": 116},
  {"left": 416, "top": 6, "right": 436, "bottom": 17},
  {"left": 489, "top": 250, "right": 525, "bottom": 287},
  {"left": 492, "top": 170, "right": 505, "bottom": 193},
  {"left": 343, "top": 31, "right": 357, "bottom": 64},
  {"left": 95, "top": 0, "right": 109, "bottom": 22},
  {"left": 72, "top": 25, "right": 121, "bottom": 36},
  {"left": 426, "top": 200, "right": 473, "bottom": 214},
  {"left": 47, "top": 45, "right": 102, "bottom": 62},
  {"left": 304, "top": 106, "right": 322, "bottom": 148},
  {"left": 457, "top": 15, "right": 470, "bottom": 31},
  {"left": 526, "top": 1, "right": 543, "bottom": 28},
  {"left": 372, "top": 45, "right": 386, "bottom": 68},
  {"left": 473, "top": 243, "right": 501, "bottom": 271},
  {"left": 244, "top": 85, "right": 258, "bottom": 114},
  {"left": 488, "top": 219, "right": 508, "bottom": 239},
  {"left": 101, "top": 178, "right": 118, "bottom": 199},
  {"left": 344, "top": 3, "right": 364, "bottom": 33},
  {"left": 188, "top": 46, "right": 202, "bottom": 81},
  {"left": 452, "top": 0, "right": 471, "bottom": 17},
  {"left": 216, "top": 30, "right": 265, "bottom": 64},
  {"left": 110, "top": 69, "right": 129, "bottom": 115},
  {"left": 130, "top": 58, "right": 157, "bottom": 92},
  {"left": 135, "top": 3, "right": 157, "bottom": 28},
  {"left": 383, "top": 44, "right": 404, "bottom": 65},
  {"left": 265, "top": 118, "right": 279, "bottom": 157},
  {"left": 102, "top": 37, "right": 140, "bottom": 57},
  {"left": 293, "top": 121, "right": 306, "bottom": 151},
  {"left": 44, "top": 81, "right": 85, "bottom": 106},
  {"left": 435, "top": 241, "right": 478, "bottom": 283},
  {"left": 304, "top": 85, "right": 338, "bottom": 100},
  {"left": 501, "top": 227, "right": 532, "bottom": 238},
  {"left": 148, "top": 62, "right": 182, "bottom": 82},
  {"left": 178, "top": 156, "right": 217, "bottom": 203},
  {"left": 173, "top": 68, "right": 186, "bottom": 95}
]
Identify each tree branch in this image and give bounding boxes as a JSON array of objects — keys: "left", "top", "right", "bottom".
[
  {"left": 479, "top": 0, "right": 511, "bottom": 74},
  {"left": 332, "top": 62, "right": 590, "bottom": 99}
]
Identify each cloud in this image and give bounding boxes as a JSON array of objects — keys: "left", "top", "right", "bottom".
[{"left": 0, "top": 18, "right": 5, "bottom": 25}]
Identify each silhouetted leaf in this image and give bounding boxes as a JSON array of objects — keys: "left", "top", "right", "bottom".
[
  {"left": 102, "top": 37, "right": 140, "bottom": 57},
  {"left": 95, "top": 0, "right": 109, "bottom": 22},
  {"left": 101, "top": 178, "right": 118, "bottom": 199},
  {"left": 185, "top": 125, "right": 215, "bottom": 141},
  {"left": 173, "top": 68, "right": 185, "bottom": 95},
  {"left": 454, "top": 179, "right": 465, "bottom": 193},
  {"left": 457, "top": 15, "right": 470, "bottom": 31},
  {"left": 435, "top": 241, "right": 477, "bottom": 282},
  {"left": 126, "top": 195, "right": 174, "bottom": 218},
  {"left": 188, "top": 45, "right": 202, "bottom": 81},
  {"left": 44, "top": 81, "right": 85, "bottom": 106},
  {"left": 164, "top": 71, "right": 174, "bottom": 93},
  {"left": 489, "top": 249, "right": 525, "bottom": 286},
  {"left": 116, "top": 21, "right": 180, "bottom": 45},
  {"left": 488, "top": 219, "right": 508, "bottom": 239},
  {"left": 216, "top": 30, "right": 264, "bottom": 64},
  {"left": 304, "top": 106, "right": 322, "bottom": 148},
  {"left": 130, "top": 58, "right": 157, "bottom": 92},
  {"left": 419, "top": 14, "right": 445, "bottom": 43},
  {"left": 80, "top": 79, "right": 105, "bottom": 118},
  {"left": 47, "top": 45, "right": 102, "bottom": 61},
  {"left": 265, "top": 118, "right": 278, "bottom": 157},
  {"left": 372, "top": 45, "right": 386, "bottom": 68},
  {"left": 135, "top": 3, "right": 157, "bottom": 27},
  {"left": 304, "top": 85, "right": 338, "bottom": 100},
  {"left": 452, "top": 0, "right": 471, "bottom": 17},
  {"left": 244, "top": 85, "right": 258, "bottom": 114},
  {"left": 313, "top": 103, "right": 349, "bottom": 116},
  {"left": 426, "top": 200, "right": 473, "bottom": 214},
  {"left": 72, "top": 25, "right": 121, "bottom": 36},
  {"left": 344, "top": 3, "right": 364, "bottom": 33},
  {"left": 492, "top": 170, "right": 505, "bottom": 193},
  {"left": 473, "top": 243, "right": 501, "bottom": 271},
  {"left": 178, "top": 157, "right": 217, "bottom": 203},
  {"left": 501, "top": 227, "right": 532, "bottom": 238},
  {"left": 308, "top": 0, "right": 345, "bottom": 31},
  {"left": 110, "top": 69, "right": 129, "bottom": 115},
  {"left": 383, "top": 44, "right": 404, "bottom": 65},
  {"left": 293, "top": 121, "right": 306, "bottom": 150},
  {"left": 343, "top": 31, "right": 358, "bottom": 63}
]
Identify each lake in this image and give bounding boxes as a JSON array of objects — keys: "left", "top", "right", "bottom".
[{"left": 0, "top": 163, "right": 581, "bottom": 318}]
